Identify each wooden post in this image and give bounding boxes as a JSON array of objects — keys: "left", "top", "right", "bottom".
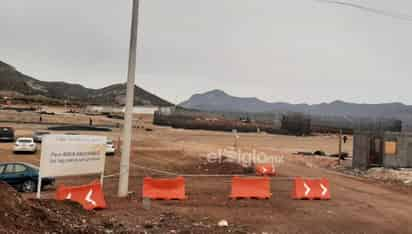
[{"left": 233, "top": 129, "right": 239, "bottom": 149}]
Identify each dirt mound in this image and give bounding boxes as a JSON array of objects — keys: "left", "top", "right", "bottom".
[
  {"left": 182, "top": 157, "right": 252, "bottom": 175},
  {"left": 0, "top": 182, "right": 248, "bottom": 233},
  {"left": 0, "top": 182, "right": 127, "bottom": 233}
]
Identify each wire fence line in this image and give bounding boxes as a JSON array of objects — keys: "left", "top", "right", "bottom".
[
  {"left": 103, "top": 163, "right": 327, "bottom": 180},
  {"left": 316, "top": 0, "right": 412, "bottom": 22}
]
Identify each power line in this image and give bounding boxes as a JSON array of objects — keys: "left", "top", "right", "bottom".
[{"left": 316, "top": 0, "right": 412, "bottom": 21}]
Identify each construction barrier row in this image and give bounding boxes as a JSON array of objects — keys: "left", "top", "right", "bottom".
[
  {"left": 55, "top": 176, "right": 331, "bottom": 210},
  {"left": 142, "top": 176, "right": 330, "bottom": 201}
]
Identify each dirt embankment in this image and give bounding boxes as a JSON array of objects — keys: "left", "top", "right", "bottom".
[
  {"left": 0, "top": 182, "right": 248, "bottom": 234},
  {"left": 0, "top": 182, "right": 127, "bottom": 233}
]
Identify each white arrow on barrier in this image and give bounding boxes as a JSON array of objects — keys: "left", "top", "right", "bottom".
[
  {"left": 320, "top": 183, "right": 328, "bottom": 196},
  {"left": 66, "top": 193, "right": 72, "bottom": 200},
  {"left": 85, "top": 189, "right": 97, "bottom": 206},
  {"left": 262, "top": 167, "right": 268, "bottom": 174},
  {"left": 304, "top": 182, "right": 311, "bottom": 196}
]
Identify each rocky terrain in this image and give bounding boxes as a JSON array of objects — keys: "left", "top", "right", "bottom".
[{"left": 0, "top": 60, "right": 172, "bottom": 107}]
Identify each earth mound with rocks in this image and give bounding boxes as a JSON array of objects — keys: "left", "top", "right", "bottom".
[{"left": 0, "top": 182, "right": 127, "bottom": 233}]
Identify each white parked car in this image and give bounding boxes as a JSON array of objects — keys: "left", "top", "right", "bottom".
[
  {"left": 106, "top": 140, "right": 116, "bottom": 156},
  {"left": 14, "top": 138, "right": 37, "bottom": 154}
]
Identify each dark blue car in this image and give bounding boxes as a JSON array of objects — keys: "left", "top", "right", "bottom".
[
  {"left": 0, "top": 127, "right": 15, "bottom": 142},
  {"left": 0, "top": 162, "right": 55, "bottom": 192}
]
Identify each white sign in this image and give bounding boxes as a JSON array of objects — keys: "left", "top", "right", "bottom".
[{"left": 40, "top": 135, "right": 107, "bottom": 177}]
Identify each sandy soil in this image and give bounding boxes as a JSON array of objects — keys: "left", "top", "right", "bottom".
[{"left": 1, "top": 111, "right": 411, "bottom": 234}]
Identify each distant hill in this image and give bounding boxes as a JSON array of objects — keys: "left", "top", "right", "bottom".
[
  {"left": 0, "top": 60, "right": 173, "bottom": 106},
  {"left": 180, "top": 89, "right": 412, "bottom": 119}
]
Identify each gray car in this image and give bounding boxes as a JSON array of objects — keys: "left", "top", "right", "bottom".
[{"left": 32, "top": 131, "right": 50, "bottom": 143}]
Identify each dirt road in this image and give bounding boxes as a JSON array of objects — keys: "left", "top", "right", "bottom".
[{"left": 99, "top": 158, "right": 412, "bottom": 233}]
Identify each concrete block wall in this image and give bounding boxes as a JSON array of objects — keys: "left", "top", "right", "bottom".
[
  {"left": 383, "top": 132, "right": 412, "bottom": 168},
  {"left": 352, "top": 133, "right": 370, "bottom": 169}
]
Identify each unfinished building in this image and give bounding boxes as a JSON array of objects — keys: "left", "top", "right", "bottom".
[{"left": 353, "top": 131, "right": 412, "bottom": 169}]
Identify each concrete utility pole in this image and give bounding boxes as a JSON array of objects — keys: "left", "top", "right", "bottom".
[{"left": 118, "top": 0, "right": 140, "bottom": 197}]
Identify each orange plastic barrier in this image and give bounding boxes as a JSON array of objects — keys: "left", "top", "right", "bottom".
[
  {"left": 255, "top": 164, "right": 276, "bottom": 176},
  {"left": 55, "top": 181, "right": 107, "bottom": 210},
  {"left": 230, "top": 177, "right": 271, "bottom": 199},
  {"left": 143, "top": 176, "right": 186, "bottom": 200},
  {"left": 292, "top": 177, "right": 330, "bottom": 200}
]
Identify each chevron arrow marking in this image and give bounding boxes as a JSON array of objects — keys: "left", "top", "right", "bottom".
[
  {"left": 304, "top": 182, "right": 311, "bottom": 196},
  {"left": 320, "top": 183, "right": 328, "bottom": 196},
  {"left": 85, "top": 189, "right": 97, "bottom": 206}
]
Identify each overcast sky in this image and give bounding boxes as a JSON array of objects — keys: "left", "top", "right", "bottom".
[{"left": 1, "top": 0, "right": 412, "bottom": 104}]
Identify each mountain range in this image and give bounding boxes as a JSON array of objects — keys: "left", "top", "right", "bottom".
[
  {"left": 180, "top": 89, "right": 412, "bottom": 119},
  {"left": 3, "top": 59, "right": 412, "bottom": 121},
  {"left": 0, "top": 60, "right": 172, "bottom": 106}
]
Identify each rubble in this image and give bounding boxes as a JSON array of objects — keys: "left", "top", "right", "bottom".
[
  {"left": 364, "top": 168, "right": 412, "bottom": 185},
  {"left": 137, "top": 212, "right": 246, "bottom": 233}
]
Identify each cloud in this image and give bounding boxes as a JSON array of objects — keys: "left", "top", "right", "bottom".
[{"left": 1, "top": 0, "right": 412, "bottom": 104}]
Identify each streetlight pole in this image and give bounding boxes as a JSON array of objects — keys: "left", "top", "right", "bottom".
[{"left": 118, "top": 0, "right": 140, "bottom": 197}]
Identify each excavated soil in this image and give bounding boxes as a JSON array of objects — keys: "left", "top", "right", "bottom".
[{"left": 0, "top": 182, "right": 127, "bottom": 234}]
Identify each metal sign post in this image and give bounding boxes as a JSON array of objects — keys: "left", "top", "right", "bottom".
[{"left": 36, "top": 174, "right": 42, "bottom": 199}]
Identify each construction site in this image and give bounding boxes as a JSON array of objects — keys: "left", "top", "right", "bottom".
[
  {"left": 2, "top": 1, "right": 412, "bottom": 233},
  {"left": 0, "top": 107, "right": 411, "bottom": 233}
]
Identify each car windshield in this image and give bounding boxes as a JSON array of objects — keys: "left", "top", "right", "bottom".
[
  {"left": 18, "top": 163, "right": 39, "bottom": 172},
  {"left": 107, "top": 141, "right": 113, "bottom": 144},
  {"left": 36, "top": 132, "right": 49, "bottom": 135},
  {"left": 18, "top": 139, "right": 32, "bottom": 143},
  {"left": 24, "top": 163, "right": 38, "bottom": 170}
]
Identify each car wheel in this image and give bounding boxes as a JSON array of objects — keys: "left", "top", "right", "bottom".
[{"left": 21, "top": 180, "right": 37, "bottom": 193}]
